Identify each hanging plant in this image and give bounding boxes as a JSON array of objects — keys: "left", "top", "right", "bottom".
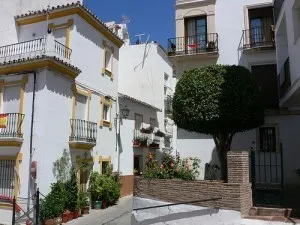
[
  {"left": 154, "top": 129, "right": 165, "bottom": 137},
  {"left": 140, "top": 126, "right": 154, "bottom": 134}
]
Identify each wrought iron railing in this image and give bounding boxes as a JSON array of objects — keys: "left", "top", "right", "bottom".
[
  {"left": 0, "top": 38, "right": 46, "bottom": 58},
  {"left": 0, "top": 113, "right": 25, "bottom": 138},
  {"left": 167, "top": 33, "right": 218, "bottom": 56},
  {"left": 240, "top": 26, "right": 275, "bottom": 50},
  {"left": 164, "top": 96, "right": 173, "bottom": 117},
  {"left": 70, "top": 119, "right": 97, "bottom": 144},
  {"left": 274, "top": 0, "right": 285, "bottom": 25},
  {"left": 54, "top": 40, "right": 72, "bottom": 60},
  {"left": 0, "top": 38, "right": 72, "bottom": 60},
  {"left": 278, "top": 57, "right": 291, "bottom": 98}
]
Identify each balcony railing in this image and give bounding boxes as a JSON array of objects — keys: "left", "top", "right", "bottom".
[
  {"left": 0, "top": 113, "right": 25, "bottom": 138},
  {"left": 165, "top": 96, "right": 173, "bottom": 118},
  {"left": 167, "top": 33, "right": 218, "bottom": 56},
  {"left": 0, "top": 36, "right": 72, "bottom": 63},
  {"left": 240, "top": 26, "right": 275, "bottom": 50},
  {"left": 70, "top": 119, "right": 97, "bottom": 144},
  {"left": 133, "top": 128, "right": 163, "bottom": 148},
  {"left": 278, "top": 57, "right": 291, "bottom": 98},
  {"left": 274, "top": 0, "right": 285, "bottom": 25}
]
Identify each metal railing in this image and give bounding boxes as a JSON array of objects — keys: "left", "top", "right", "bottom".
[
  {"left": 240, "top": 26, "right": 275, "bottom": 50},
  {"left": 0, "top": 38, "right": 46, "bottom": 58},
  {"left": 278, "top": 57, "right": 291, "bottom": 98},
  {"left": 274, "top": 0, "right": 285, "bottom": 25},
  {"left": 0, "top": 37, "right": 72, "bottom": 61},
  {"left": 133, "top": 197, "right": 222, "bottom": 211},
  {"left": 70, "top": 119, "right": 97, "bottom": 144},
  {"left": 167, "top": 33, "right": 218, "bottom": 56},
  {"left": 0, "top": 113, "right": 25, "bottom": 138},
  {"left": 54, "top": 40, "right": 72, "bottom": 60}
]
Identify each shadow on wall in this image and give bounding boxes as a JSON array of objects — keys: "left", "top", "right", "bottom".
[
  {"left": 131, "top": 208, "right": 219, "bottom": 225},
  {"left": 177, "top": 129, "right": 212, "bottom": 140},
  {"left": 204, "top": 147, "right": 221, "bottom": 180},
  {"left": 76, "top": 18, "right": 120, "bottom": 60}
]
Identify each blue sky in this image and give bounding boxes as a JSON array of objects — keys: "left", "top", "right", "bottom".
[{"left": 83, "top": 0, "right": 175, "bottom": 48}]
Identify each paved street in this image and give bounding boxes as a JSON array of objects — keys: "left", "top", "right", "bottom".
[
  {"left": 68, "top": 195, "right": 132, "bottom": 225},
  {"left": 132, "top": 197, "right": 300, "bottom": 225}
]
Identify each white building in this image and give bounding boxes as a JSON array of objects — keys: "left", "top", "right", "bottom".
[
  {"left": 169, "top": 0, "right": 300, "bottom": 209},
  {"left": 0, "top": 0, "right": 127, "bottom": 223},
  {"left": 116, "top": 28, "right": 176, "bottom": 195}
]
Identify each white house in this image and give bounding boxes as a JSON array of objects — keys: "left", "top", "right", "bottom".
[
  {"left": 0, "top": 0, "right": 126, "bottom": 223},
  {"left": 169, "top": 0, "right": 300, "bottom": 209},
  {"left": 116, "top": 26, "right": 176, "bottom": 196}
]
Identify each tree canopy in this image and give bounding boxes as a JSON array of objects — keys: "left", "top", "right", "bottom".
[{"left": 173, "top": 65, "right": 264, "bottom": 136}]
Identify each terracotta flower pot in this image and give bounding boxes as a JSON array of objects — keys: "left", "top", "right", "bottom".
[
  {"left": 73, "top": 210, "right": 79, "bottom": 219},
  {"left": 43, "top": 218, "right": 59, "bottom": 225},
  {"left": 102, "top": 200, "right": 107, "bottom": 209},
  {"left": 133, "top": 140, "right": 139, "bottom": 146},
  {"left": 81, "top": 206, "right": 90, "bottom": 215},
  {"left": 62, "top": 212, "right": 69, "bottom": 223},
  {"left": 68, "top": 212, "right": 73, "bottom": 221}
]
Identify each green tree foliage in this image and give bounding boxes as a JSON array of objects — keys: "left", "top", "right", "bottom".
[{"left": 173, "top": 65, "right": 264, "bottom": 179}]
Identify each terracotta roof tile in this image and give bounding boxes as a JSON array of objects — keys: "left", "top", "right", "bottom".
[{"left": 15, "top": 1, "right": 123, "bottom": 45}]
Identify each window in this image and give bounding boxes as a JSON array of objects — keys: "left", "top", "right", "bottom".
[
  {"left": 103, "top": 105, "right": 110, "bottom": 122},
  {"left": 185, "top": 16, "right": 207, "bottom": 52},
  {"left": 2, "top": 85, "right": 21, "bottom": 113},
  {"left": 102, "top": 40, "right": 114, "bottom": 79},
  {"left": 135, "top": 114, "right": 143, "bottom": 130},
  {"left": 0, "top": 160, "right": 15, "bottom": 202},
  {"left": 75, "top": 93, "right": 88, "bottom": 120},
  {"left": 259, "top": 126, "right": 277, "bottom": 152},
  {"left": 79, "top": 169, "right": 88, "bottom": 192},
  {"left": 150, "top": 118, "right": 156, "bottom": 128},
  {"left": 100, "top": 96, "right": 112, "bottom": 128},
  {"left": 248, "top": 7, "right": 274, "bottom": 47},
  {"left": 99, "top": 156, "right": 111, "bottom": 175}
]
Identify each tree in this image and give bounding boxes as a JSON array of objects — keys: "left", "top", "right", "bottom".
[{"left": 172, "top": 65, "right": 264, "bottom": 180}]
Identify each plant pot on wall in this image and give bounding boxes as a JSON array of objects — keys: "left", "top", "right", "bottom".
[
  {"left": 68, "top": 212, "right": 74, "bottom": 221},
  {"left": 73, "top": 210, "right": 79, "bottom": 219},
  {"left": 133, "top": 139, "right": 140, "bottom": 146},
  {"left": 102, "top": 200, "right": 107, "bottom": 209},
  {"left": 81, "top": 206, "right": 90, "bottom": 215},
  {"left": 62, "top": 211, "right": 69, "bottom": 223},
  {"left": 43, "top": 218, "right": 59, "bottom": 225},
  {"left": 94, "top": 200, "right": 102, "bottom": 209}
]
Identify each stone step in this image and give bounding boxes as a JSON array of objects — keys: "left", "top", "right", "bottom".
[{"left": 249, "top": 207, "right": 292, "bottom": 217}]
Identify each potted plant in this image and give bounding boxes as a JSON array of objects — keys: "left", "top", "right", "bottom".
[
  {"left": 206, "top": 41, "right": 215, "bottom": 52},
  {"left": 100, "top": 175, "right": 121, "bottom": 208},
  {"left": 89, "top": 172, "right": 103, "bottom": 209},
  {"left": 102, "top": 199, "right": 107, "bottom": 209},
  {"left": 139, "top": 137, "right": 148, "bottom": 147},
  {"left": 40, "top": 182, "right": 66, "bottom": 225},
  {"left": 140, "top": 126, "right": 154, "bottom": 134},
  {"left": 133, "top": 137, "right": 140, "bottom": 146},
  {"left": 79, "top": 191, "right": 90, "bottom": 215},
  {"left": 149, "top": 141, "right": 159, "bottom": 148},
  {"left": 62, "top": 210, "right": 69, "bottom": 223},
  {"left": 65, "top": 171, "right": 79, "bottom": 221},
  {"left": 154, "top": 130, "right": 165, "bottom": 138}
]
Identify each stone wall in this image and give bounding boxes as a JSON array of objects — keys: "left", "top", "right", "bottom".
[{"left": 134, "top": 151, "right": 253, "bottom": 216}]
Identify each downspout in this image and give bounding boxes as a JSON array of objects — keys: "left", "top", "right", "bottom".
[{"left": 27, "top": 72, "right": 37, "bottom": 212}]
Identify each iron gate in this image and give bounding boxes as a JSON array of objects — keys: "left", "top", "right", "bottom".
[{"left": 251, "top": 144, "right": 284, "bottom": 207}]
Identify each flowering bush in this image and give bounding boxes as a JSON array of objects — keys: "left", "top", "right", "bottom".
[{"left": 144, "top": 149, "right": 200, "bottom": 181}]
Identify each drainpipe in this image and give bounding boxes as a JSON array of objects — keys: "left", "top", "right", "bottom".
[{"left": 27, "top": 72, "right": 36, "bottom": 212}]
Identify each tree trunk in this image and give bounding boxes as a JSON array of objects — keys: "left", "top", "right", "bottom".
[{"left": 213, "top": 133, "right": 234, "bottom": 181}]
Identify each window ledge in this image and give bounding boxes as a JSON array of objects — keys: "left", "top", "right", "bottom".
[
  {"left": 100, "top": 120, "right": 112, "bottom": 128},
  {"left": 102, "top": 68, "right": 113, "bottom": 77}
]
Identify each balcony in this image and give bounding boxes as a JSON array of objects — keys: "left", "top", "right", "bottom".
[
  {"left": 69, "top": 119, "right": 97, "bottom": 150},
  {"left": 274, "top": 0, "right": 285, "bottom": 25},
  {"left": 0, "top": 36, "right": 72, "bottom": 64},
  {"left": 239, "top": 26, "right": 275, "bottom": 51},
  {"left": 0, "top": 113, "right": 24, "bottom": 147},
  {"left": 133, "top": 128, "right": 164, "bottom": 149},
  {"left": 278, "top": 57, "right": 291, "bottom": 99},
  {"left": 167, "top": 33, "right": 219, "bottom": 57}
]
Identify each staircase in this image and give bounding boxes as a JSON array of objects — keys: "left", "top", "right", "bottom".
[{"left": 245, "top": 207, "right": 300, "bottom": 223}]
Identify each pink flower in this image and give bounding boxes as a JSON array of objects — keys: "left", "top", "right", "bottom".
[
  {"left": 171, "top": 162, "right": 174, "bottom": 167},
  {"left": 176, "top": 168, "right": 179, "bottom": 172},
  {"left": 189, "top": 157, "right": 193, "bottom": 160},
  {"left": 160, "top": 164, "right": 164, "bottom": 169}
]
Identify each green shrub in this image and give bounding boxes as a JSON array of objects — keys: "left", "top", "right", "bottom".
[
  {"left": 78, "top": 191, "right": 89, "bottom": 207},
  {"left": 89, "top": 171, "right": 120, "bottom": 206},
  {"left": 40, "top": 182, "right": 67, "bottom": 220},
  {"left": 65, "top": 172, "right": 79, "bottom": 212}
]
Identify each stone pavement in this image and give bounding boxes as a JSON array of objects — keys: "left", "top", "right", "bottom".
[
  {"left": 68, "top": 195, "right": 132, "bottom": 225},
  {"left": 132, "top": 197, "right": 300, "bottom": 225}
]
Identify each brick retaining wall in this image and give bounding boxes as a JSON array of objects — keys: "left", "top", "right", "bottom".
[{"left": 134, "top": 151, "right": 253, "bottom": 216}]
